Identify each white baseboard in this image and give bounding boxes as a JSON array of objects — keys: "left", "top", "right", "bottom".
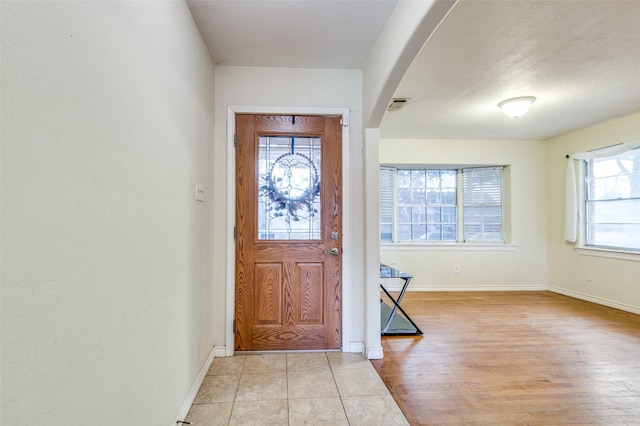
[
  {"left": 174, "top": 346, "right": 216, "bottom": 425},
  {"left": 365, "top": 344, "right": 384, "bottom": 360},
  {"left": 213, "top": 345, "right": 227, "bottom": 357},
  {"left": 548, "top": 286, "right": 640, "bottom": 315},
  {"left": 348, "top": 341, "right": 364, "bottom": 354},
  {"left": 348, "top": 341, "right": 383, "bottom": 359},
  {"left": 382, "top": 283, "right": 547, "bottom": 292}
]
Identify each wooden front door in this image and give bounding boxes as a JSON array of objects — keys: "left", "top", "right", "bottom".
[{"left": 234, "top": 114, "right": 342, "bottom": 351}]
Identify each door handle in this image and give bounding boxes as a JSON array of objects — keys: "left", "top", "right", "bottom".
[{"left": 324, "top": 247, "right": 340, "bottom": 256}]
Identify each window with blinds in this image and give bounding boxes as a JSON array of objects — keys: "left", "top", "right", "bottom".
[
  {"left": 379, "top": 166, "right": 505, "bottom": 244},
  {"left": 462, "top": 167, "right": 504, "bottom": 242},
  {"left": 379, "top": 167, "right": 395, "bottom": 242}
]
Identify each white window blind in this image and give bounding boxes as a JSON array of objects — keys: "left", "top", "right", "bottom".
[
  {"left": 462, "top": 167, "right": 503, "bottom": 241},
  {"left": 379, "top": 167, "right": 396, "bottom": 242}
]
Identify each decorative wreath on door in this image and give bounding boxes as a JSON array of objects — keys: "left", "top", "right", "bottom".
[{"left": 260, "top": 152, "right": 320, "bottom": 223}]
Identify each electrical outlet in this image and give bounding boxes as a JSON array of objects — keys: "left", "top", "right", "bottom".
[
  {"left": 454, "top": 264, "right": 461, "bottom": 273},
  {"left": 586, "top": 271, "right": 593, "bottom": 281}
]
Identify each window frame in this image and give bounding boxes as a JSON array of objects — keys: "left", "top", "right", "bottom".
[
  {"left": 581, "top": 147, "right": 640, "bottom": 254},
  {"left": 380, "top": 165, "right": 507, "bottom": 246},
  {"left": 395, "top": 169, "right": 458, "bottom": 243}
]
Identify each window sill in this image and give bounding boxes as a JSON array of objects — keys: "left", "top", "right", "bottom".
[
  {"left": 380, "top": 243, "right": 517, "bottom": 252},
  {"left": 576, "top": 247, "right": 640, "bottom": 262}
]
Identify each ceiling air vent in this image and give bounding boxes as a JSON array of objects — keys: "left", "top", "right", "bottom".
[{"left": 387, "top": 98, "right": 409, "bottom": 111}]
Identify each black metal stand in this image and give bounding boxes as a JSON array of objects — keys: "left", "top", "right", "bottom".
[{"left": 380, "top": 264, "right": 423, "bottom": 336}]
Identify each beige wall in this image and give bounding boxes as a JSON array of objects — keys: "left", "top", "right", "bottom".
[
  {"left": 1, "top": 2, "right": 216, "bottom": 424},
  {"left": 546, "top": 112, "right": 640, "bottom": 312},
  {"left": 213, "top": 66, "right": 368, "bottom": 352},
  {"left": 379, "top": 138, "right": 548, "bottom": 290},
  {"left": 2, "top": 2, "right": 637, "bottom": 424}
]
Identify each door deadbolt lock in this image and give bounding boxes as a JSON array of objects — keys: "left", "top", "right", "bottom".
[{"left": 331, "top": 231, "right": 339, "bottom": 240}]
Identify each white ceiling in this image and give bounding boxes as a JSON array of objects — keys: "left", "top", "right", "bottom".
[
  {"left": 186, "top": 0, "right": 640, "bottom": 141},
  {"left": 186, "top": 0, "right": 397, "bottom": 69}
]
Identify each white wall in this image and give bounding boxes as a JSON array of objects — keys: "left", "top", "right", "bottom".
[
  {"left": 360, "top": 0, "right": 455, "bottom": 359},
  {"left": 1, "top": 2, "right": 216, "bottom": 424},
  {"left": 379, "top": 138, "right": 548, "bottom": 290},
  {"left": 546, "top": 112, "right": 640, "bottom": 312},
  {"left": 362, "top": 0, "right": 454, "bottom": 128},
  {"left": 212, "top": 66, "right": 367, "bottom": 352}
]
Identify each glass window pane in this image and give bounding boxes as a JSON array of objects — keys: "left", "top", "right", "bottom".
[
  {"left": 426, "top": 171, "right": 440, "bottom": 188},
  {"left": 427, "top": 207, "right": 441, "bottom": 223},
  {"left": 412, "top": 207, "right": 426, "bottom": 223},
  {"left": 586, "top": 149, "right": 640, "bottom": 250},
  {"left": 628, "top": 172, "right": 640, "bottom": 198},
  {"left": 398, "top": 188, "right": 411, "bottom": 205},
  {"left": 411, "top": 170, "right": 425, "bottom": 188},
  {"left": 258, "top": 136, "right": 321, "bottom": 240},
  {"left": 441, "top": 170, "right": 457, "bottom": 188},
  {"left": 590, "top": 154, "right": 640, "bottom": 178},
  {"left": 412, "top": 188, "right": 426, "bottom": 204},
  {"left": 442, "top": 224, "right": 457, "bottom": 241},
  {"left": 427, "top": 224, "right": 442, "bottom": 241},
  {"left": 588, "top": 173, "right": 640, "bottom": 200},
  {"left": 442, "top": 207, "right": 457, "bottom": 223},
  {"left": 397, "top": 170, "right": 411, "bottom": 188},
  {"left": 397, "top": 224, "right": 411, "bottom": 241},
  {"left": 587, "top": 224, "right": 640, "bottom": 250},
  {"left": 426, "top": 189, "right": 441, "bottom": 204},
  {"left": 441, "top": 189, "right": 455, "bottom": 204},
  {"left": 398, "top": 206, "right": 411, "bottom": 223},
  {"left": 412, "top": 224, "right": 427, "bottom": 241},
  {"left": 587, "top": 199, "right": 640, "bottom": 224}
]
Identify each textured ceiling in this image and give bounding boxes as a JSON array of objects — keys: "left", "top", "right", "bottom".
[
  {"left": 187, "top": 0, "right": 640, "bottom": 141},
  {"left": 381, "top": 0, "right": 640, "bottom": 140}
]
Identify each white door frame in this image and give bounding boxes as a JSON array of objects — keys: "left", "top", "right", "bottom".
[{"left": 225, "top": 106, "right": 351, "bottom": 356}]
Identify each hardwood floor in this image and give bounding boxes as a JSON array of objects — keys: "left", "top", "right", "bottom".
[{"left": 371, "top": 291, "right": 640, "bottom": 425}]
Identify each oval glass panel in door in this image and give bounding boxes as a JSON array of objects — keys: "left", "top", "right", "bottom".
[{"left": 258, "top": 136, "right": 321, "bottom": 240}]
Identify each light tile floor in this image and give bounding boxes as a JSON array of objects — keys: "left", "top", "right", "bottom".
[{"left": 185, "top": 352, "right": 409, "bottom": 425}]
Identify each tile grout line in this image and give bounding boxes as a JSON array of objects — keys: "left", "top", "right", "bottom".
[
  {"left": 326, "top": 352, "right": 353, "bottom": 426},
  {"left": 227, "top": 355, "right": 246, "bottom": 424},
  {"left": 193, "top": 352, "right": 403, "bottom": 425},
  {"left": 286, "top": 353, "right": 290, "bottom": 426}
]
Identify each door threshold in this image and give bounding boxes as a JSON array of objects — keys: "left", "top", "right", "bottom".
[{"left": 234, "top": 349, "right": 342, "bottom": 355}]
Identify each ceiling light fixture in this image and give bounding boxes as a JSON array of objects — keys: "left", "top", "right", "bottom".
[{"left": 498, "top": 96, "right": 536, "bottom": 118}]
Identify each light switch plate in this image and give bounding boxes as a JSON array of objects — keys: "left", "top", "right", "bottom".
[{"left": 195, "top": 181, "right": 205, "bottom": 202}]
